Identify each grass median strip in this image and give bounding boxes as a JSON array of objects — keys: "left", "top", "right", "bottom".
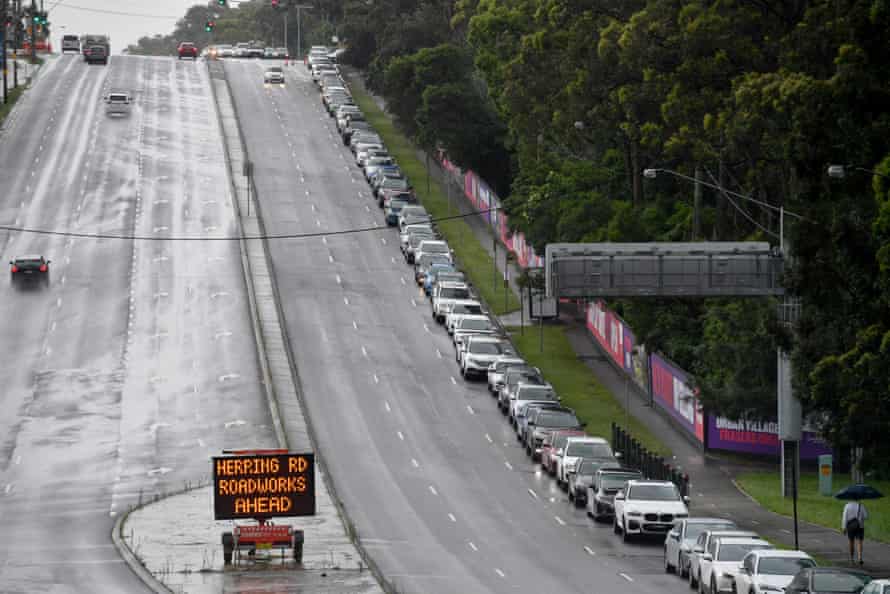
[
  {"left": 348, "top": 82, "right": 520, "bottom": 315},
  {"left": 0, "top": 86, "right": 26, "bottom": 127},
  {"left": 736, "top": 471, "right": 890, "bottom": 543},
  {"left": 508, "top": 324, "right": 669, "bottom": 457}
]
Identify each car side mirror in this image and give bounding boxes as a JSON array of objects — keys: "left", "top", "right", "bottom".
[
  {"left": 693, "top": 545, "right": 704, "bottom": 553},
  {"left": 615, "top": 452, "right": 623, "bottom": 459},
  {"left": 614, "top": 492, "right": 625, "bottom": 501},
  {"left": 738, "top": 564, "right": 747, "bottom": 573},
  {"left": 701, "top": 553, "right": 712, "bottom": 562},
  {"left": 683, "top": 495, "right": 690, "bottom": 504}
]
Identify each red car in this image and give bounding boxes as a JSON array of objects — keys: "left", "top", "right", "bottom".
[
  {"left": 540, "top": 429, "right": 586, "bottom": 475},
  {"left": 178, "top": 42, "right": 198, "bottom": 60}
]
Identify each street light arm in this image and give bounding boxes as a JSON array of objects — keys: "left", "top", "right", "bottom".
[{"left": 644, "top": 167, "right": 806, "bottom": 220}]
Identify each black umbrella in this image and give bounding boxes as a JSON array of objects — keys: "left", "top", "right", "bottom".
[{"left": 835, "top": 484, "right": 884, "bottom": 501}]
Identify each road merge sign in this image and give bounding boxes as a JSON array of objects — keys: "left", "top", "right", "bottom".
[{"left": 212, "top": 452, "right": 315, "bottom": 520}]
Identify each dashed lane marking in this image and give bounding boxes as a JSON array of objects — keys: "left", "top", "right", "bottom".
[
  {"left": 528, "top": 488, "right": 538, "bottom": 499},
  {"left": 466, "top": 405, "right": 475, "bottom": 415},
  {"left": 448, "top": 513, "right": 457, "bottom": 522},
  {"left": 373, "top": 374, "right": 379, "bottom": 384},
  {"left": 504, "top": 461, "right": 513, "bottom": 471},
  {"left": 411, "top": 458, "right": 419, "bottom": 468},
  {"left": 495, "top": 569, "right": 505, "bottom": 578},
  {"left": 620, "top": 573, "right": 633, "bottom": 582},
  {"left": 397, "top": 431, "right": 404, "bottom": 441},
  {"left": 485, "top": 434, "right": 493, "bottom": 443},
  {"left": 555, "top": 516, "right": 566, "bottom": 526},
  {"left": 384, "top": 401, "right": 391, "bottom": 412},
  {"left": 450, "top": 376, "right": 457, "bottom": 385},
  {"left": 468, "top": 542, "right": 478, "bottom": 551},
  {"left": 584, "top": 546, "right": 596, "bottom": 556},
  {"left": 429, "top": 485, "right": 438, "bottom": 496}
]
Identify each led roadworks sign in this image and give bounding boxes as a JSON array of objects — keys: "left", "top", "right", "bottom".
[{"left": 212, "top": 452, "right": 315, "bottom": 520}]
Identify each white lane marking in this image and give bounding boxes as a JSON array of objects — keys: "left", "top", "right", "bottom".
[
  {"left": 56, "top": 297, "right": 62, "bottom": 308},
  {"left": 620, "top": 573, "right": 633, "bottom": 582},
  {"left": 429, "top": 485, "right": 438, "bottom": 496},
  {"left": 450, "top": 376, "right": 457, "bottom": 385},
  {"left": 4, "top": 483, "right": 12, "bottom": 494},
  {"left": 485, "top": 434, "right": 493, "bottom": 443},
  {"left": 423, "top": 323, "right": 430, "bottom": 333},
  {"left": 584, "top": 546, "right": 596, "bottom": 556},
  {"left": 391, "top": 256, "right": 397, "bottom": 264},
  {"left": 322, "top": 236, "right": 328, "bottom": 244},
  {"left": 361, "top": 346, "right": 368, "bottom": 358},
  {"left": 466, "top": 405, "right": 475, "bottom": 415},
  {"left": 352, "top": 320, "right": 358, "bottom": 329},
  {"left": 401, "top": 277, "right": 406, "bottom": 286},
  {"left": 381, "top": 237, "right": 387, "bottom": 245},
  {"left": 397, "top": 431, "right": 404, "bottom": 441},
  {"left": 373, "top": 374, "right": 379, "bottom": 384},
  {"left": 411, "top": 458, "right": 419, "bottom": 468},
  {"left": 198, "top": 439, "right": 206, "bottom": 448},
  {"left": 468, "top": 542, "right": 478, "bottom": 552},
  {"left": 364, "top": 204, "right": 371, "bottom": 212},
  {"left": 344, "top": 297, "right": 350, "bottom": 305},
  {"left": 448, "top": 513, "right": 457, "bottom": 523},
  {"left": 554, "top": 516, "right": 566, "bottom": 526},
  {"left": 781, "top": 528, "right": 792, "bottom": 534},
  {"left": 50, "top": 321, "right": 56, "bottom": 332},
  {"left": 436, "top": 349, "right": 442, "bottom": 358},
  {"left": 336, "top": 274, "right": 342, "bottom": 284},
  {"left": 311, "top": 204, "right": 317, "bottom": 212},
  {"left": 316, "top": 219, "right": 321, "bottom": 227},
  {"left": 384, "top": 401, "right": 391, "bottom": 412},
  {"left": 504, "top": 461, "right": 513, "bottom": 471},
  {"left": 411, "top": 299, "right": 417, "bottom": 308},
  {"left": 329, "top": 255, "right": 334, "bottom": 263},
  {"left": 495, "top": 569, "right": 505, "bottom": 578},
  {"left": 527, "top": 488, "right": 538, "bottom": 499}
]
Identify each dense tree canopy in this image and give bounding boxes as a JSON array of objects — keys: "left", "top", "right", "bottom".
[{"left": 147, "top": 0, "right": 890, "bottom": 471}]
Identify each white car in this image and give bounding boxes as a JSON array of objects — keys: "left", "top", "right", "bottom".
[
  {"left": 414, "top": 239, "right": 449, "bottom": 263},
  {"left": 613, "top": 480, "right": 689, "bottom": 543},
  {"left": 664, "top": 518, "right": 737, "bottom": 578},
  {"left": 486, "top": 356, "right": 525, "bottom": 394},
  {"left": 698, "top": 537, "right": 772, "bottom": 594},
  {"left": 431, "top": 282, "right": 472, "bottom": 323},
  {"left": 458, "top": 335, "right": 514, "bottom": 379},
  {"left": 555, "top": 436, "right": 614, "bottom": 488},
  {"left": 105, "top": 91, "right": 132, "bottom": 116},
  {"left": 508, "top": 383, "right": 558, "bottom": 426},
  {"left": 444, "top": 299, "right": 482, "bottom": 332},
  {"left": 863, "top": 579, "right": 890, "bottom": 594},
  {"left": 734, "top": 549, "right": 816, "bottom": 594},
  {"left": 689, "top": 530, "right": 760, "bottom": 591},
  {"left": 452, "top": 315, "right": 500, "bottom": 355},
  {"left": 264, "top": 66, "right": 285, "bottom": 84}
]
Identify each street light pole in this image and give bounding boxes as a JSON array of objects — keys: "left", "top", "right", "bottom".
[{"left": 293, "top": 4, "right": 312, "bottom": 61}]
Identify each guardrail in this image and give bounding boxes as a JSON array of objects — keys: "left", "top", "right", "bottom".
[{"left": 611, "top": 422, "right": 690, "bottom": 499}]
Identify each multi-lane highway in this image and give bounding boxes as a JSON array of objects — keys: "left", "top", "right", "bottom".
[
  {"left": 224, "top": 60, "right": 683, "bottom": 594},
  {"left": 0, "top": 55, "right": 272, "bottom": 591}
]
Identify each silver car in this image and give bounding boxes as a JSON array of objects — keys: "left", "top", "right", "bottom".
[
  {"left": 487, "top": 357, "right": 527, "bottom": 394},
  {"left": 105, "top": 91, "right": 132, "bottom": 116},
  {"left": 458, "top": 336, "right": 515, "bottom": 379},
  {"left": 663, "top": 518, "right": 737, "bottom": 578}
]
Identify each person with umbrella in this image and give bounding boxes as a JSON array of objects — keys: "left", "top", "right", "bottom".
[{"left": 836, "top": 483, "right": 883, "bottom": 566}]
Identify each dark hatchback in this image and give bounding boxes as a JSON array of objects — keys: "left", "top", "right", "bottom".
[
  {"left": 10, "top": 255, "right": 50, "bottom": 286},
  {"left": 85, "top": 45, "right": 108, "bottom": 65},
  {"left": 786, "top": 567, "right": 871, "bottom": 594}
]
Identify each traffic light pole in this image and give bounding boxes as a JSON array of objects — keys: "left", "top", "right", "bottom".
[{"left": 29, "top": 0, "right": 33, "bottom": 62}]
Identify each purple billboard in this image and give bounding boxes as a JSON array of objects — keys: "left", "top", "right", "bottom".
[{"left": 706, "top": 416, "right": 832, "bottom": 459}]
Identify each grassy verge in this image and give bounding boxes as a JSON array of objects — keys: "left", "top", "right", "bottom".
[
  {"left": 736, "top": 471, "right": 890, "bottom": 543},
  {"left": 349, "top": 82, "right": 521, "bottom": 315},
  {"left": 0, "top": 86, "right": 26, "bottom": 126},
  {"left": 508, "top": 324, "right": 670, "bottom": 456}
]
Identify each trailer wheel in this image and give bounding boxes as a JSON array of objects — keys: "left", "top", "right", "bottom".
[
  {"left": 293, "top": 541, "right": 303, "bottom": 563},
  {"left": 222, "top": 532, "right": 234, "bottom": 565}
]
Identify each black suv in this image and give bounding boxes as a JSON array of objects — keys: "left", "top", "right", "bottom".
[
  {"left": 85, "top": 45, "right": 108, "bottom": 65},
  {"left": 10, "top": 255, "right": 50, "bottom": 286}
]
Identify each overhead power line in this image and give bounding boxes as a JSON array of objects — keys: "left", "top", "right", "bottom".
[
  {"left": 47, "top": 2, "right": 182, "bottom": 19},
  {"left": 0, "top": 207, "right": 501, "bottom": 241}
]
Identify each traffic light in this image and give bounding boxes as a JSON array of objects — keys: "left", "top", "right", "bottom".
[
  {"left": 217, "top": 0, "right": 226, "bottom": 5},
  {"left": 271, "top": 0, "right": 279, "bottom": 7},
  {"left": 32, "top": 12, "right": 43, "bottom": 25},
  {"left": 204, "top": 20, "right": 214, "bottom": 32}
]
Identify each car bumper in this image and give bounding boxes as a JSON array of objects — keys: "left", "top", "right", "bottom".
[{"left": 624, "top": 518, "right": 674, "bottom": 535}]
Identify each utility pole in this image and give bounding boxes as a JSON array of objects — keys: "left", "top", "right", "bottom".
[
  {"left": 29, "top": 0, "right": 34, "bottom": 62},
  {"left": 2, "top": 0, "right": 8, "bottom": 104},
  {"left": 293, "top": 4, "right": 311, "bottom": 60}
]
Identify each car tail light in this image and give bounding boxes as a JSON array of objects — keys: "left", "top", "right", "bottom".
[
  {"left": 39, "top": 264, "right": 47, "bottom": 272},
  {"left": 10, "top": 265, "right": 17, "bottom": 273}
]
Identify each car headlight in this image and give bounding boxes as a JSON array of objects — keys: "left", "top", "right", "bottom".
[{"left": 627, "top": 511, "right": 642, "bottom": 517}]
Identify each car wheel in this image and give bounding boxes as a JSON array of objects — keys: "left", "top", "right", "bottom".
[
  {"left": 664, "top": 548, "right": 674, "bottom": 574},
  {"left": 621, "top": 518, "right": 632, "bottom": 543},
  {"left": 568, "top": 488, "right": 574, "bottom": 502},
  {"left": 709, "top": 577, "right": 717, "bottom": 594},
  {"left": 680, "top": 553, "right": 688, "bottom": 578},
  {"left": 613, "top": 516, "right": 620, "bottom": 535},
  {"left": 689, "top": 570, "right": 697, "bottom": 589}
]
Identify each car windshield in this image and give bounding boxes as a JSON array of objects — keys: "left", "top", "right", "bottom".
[
  {"left": 388, "top": 200, "right": 408, "bottom": 211},
  {"left": 757, "top": 557, "right": 815, "bottom": 575},
  {"left": 601, "top": 473, "right": 640, "bottom": 490},
  {"left": 267, "top": 67, "right": 282, "bottom": 73},
  {"left": 109, "top": 94, "right": 128, "bottom": 102},
  {"left": 507, "top": 371, "right": 542, "bottom": 386},
  {"left": 420, "top": 255, "right": 451, "bottom": 267},
  {"left": 628, "top": 484, "right": 680, "bottom": 501},
  {"left": 811, "top": 574, "right": 870, "bottom": 592},
  {"left": 717, "top": 543, "right": 770, "bottom": 562},
  {"left": 422, "top": 243, "right": 449, "bottom": 253},
  {"left": 410, "top": 235, "right": 435, "bottom": 246},
  {"left": 685, "top": 522, "right": 736, "bottom": 541},
  {"left": 15, "top": 259, "right": 43, "bottom": 268},
  {"left": 470, "top": 342, "right": 506, "bottom": 355},
  {"left": 495, "top": 360, "right": 522, "bottom": 371},
  {"left": 384, "top": 178, "right": 410, "bottom": 190},
  {"left": 440, "top": 287, "right": 470, "bottom": 299},
  {"left": 536, "top": 412, "right": 579, "bottom": 428},
  {"left": 368, "top": 157, "right": 392, "bottom": 166},
  {"left": 517, "top": 386, "right": 556, "bottom": 399},
  {"left": 460, "top": 318, "right": 493, "bottom": 330},
  {"left": 566, "top": 442, "right": 612, "bottom": 458}
]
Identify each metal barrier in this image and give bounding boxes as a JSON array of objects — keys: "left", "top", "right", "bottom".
[{"left": 611, "top": 423, "right": 689, "bottom": 499}]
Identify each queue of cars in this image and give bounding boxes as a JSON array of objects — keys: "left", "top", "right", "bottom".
[{"left": 311, "top": 50, "right": 883, "bottom": 594}]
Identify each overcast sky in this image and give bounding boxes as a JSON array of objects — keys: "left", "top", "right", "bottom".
[{"left": 48, "top": 0, "right": 200, "bottom": 53}]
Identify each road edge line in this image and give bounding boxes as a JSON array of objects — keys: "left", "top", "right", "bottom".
[{"left": 111, "top": 501, "right": 174, "bottom": 594}]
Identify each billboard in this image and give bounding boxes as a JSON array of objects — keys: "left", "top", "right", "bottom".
[
  {"left": 213, "top": 453, "right": 315, "bottom": 520},
  {"left": 650, "top": 353, "right": 705, "bottom": 443},
  {"left": 706, "top": 416, "right": 832, "bottom": 459}
]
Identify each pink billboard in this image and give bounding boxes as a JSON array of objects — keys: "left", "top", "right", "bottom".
[{"left": 650, "top": 353, "right": 705, "bottom": 444}]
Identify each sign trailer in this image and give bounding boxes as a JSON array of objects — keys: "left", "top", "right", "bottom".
[{"left": 213, "top": 450, "right": 316, "bottom": 565}]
